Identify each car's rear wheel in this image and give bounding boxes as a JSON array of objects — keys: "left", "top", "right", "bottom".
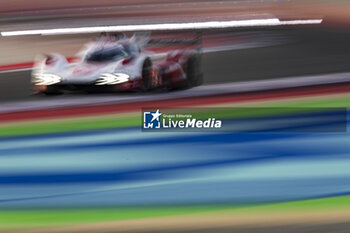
[
  {"left": 141, "top": 58, "right": 153, "bottom": 92},
  {"left": 185, "top": 55, "right": 201, "bottom": 87}
]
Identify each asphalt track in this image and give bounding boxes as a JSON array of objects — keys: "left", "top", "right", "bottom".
[{"left": 1, "top": 28, "right": 350, "bottom": 102}]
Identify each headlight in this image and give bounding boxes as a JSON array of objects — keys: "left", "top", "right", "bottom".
[
  {"left": 32, "top": 74, "right": 61, "bottom": 86},
  {"left": 95, "top": 73, "right": 130, "bottom": 85}
]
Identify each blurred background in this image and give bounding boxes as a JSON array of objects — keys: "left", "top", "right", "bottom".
[{"left": 0, "top": 0, "right": 350, "bottom": 232}]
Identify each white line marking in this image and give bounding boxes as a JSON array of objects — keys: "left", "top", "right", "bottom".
[{"left": 1, "top": 19, "right": 322, "bottom": 36}]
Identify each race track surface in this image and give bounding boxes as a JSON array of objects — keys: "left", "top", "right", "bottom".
[{"left": 1, "top": 28, "right": 350, "bottom": 102}]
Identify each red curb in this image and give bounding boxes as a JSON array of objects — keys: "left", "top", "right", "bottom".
[
  {"left": 0, "top": 57, "right": 78, "bottom": 72},
  {"left": 0, "top": 62, "right": 34, "bottom": 72}
]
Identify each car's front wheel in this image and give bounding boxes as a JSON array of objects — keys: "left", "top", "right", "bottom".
[
  {"left": 42, "top": 86, "right": 62, "bottom": 95},
  {"left": 141, "top": 58, "right": 153, "bottom": 92}
]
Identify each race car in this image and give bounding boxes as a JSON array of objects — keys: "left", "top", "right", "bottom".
[{"left": 31, "top": 32, "right": 203, "bottom": 94}]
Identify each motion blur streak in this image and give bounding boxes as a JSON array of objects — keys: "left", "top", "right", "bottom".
[
  {"left": 0, "top": 0, "right": 349, "bottom": 232},
  {"left": 0, "top": 89, "right": 349, "bottom": 232},
  {"left": 0, "top": 88, "right": 348, "bottom": 206},
  {"left": 0, "top": 19, "right": 323, "bottom": 36}
]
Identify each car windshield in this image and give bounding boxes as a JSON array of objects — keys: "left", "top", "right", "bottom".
[{"left": 86, "top": 47, "right": 128, "bottom": 62}]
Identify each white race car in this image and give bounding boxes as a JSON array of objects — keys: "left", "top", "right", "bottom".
[{"left": 32, "top": 32, "right": 202, "bottom": 94}]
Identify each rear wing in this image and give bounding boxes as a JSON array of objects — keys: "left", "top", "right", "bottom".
[
  {"left": 149, "top": 31, "right": 202, "bottom": 53},
  {"left": 132, "top": 31, "right": 203, "bottom": 53}
]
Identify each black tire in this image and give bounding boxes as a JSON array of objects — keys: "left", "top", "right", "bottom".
[
  {"left": 43, "top": 86, "right": 62, "bottom": 95},
  {"left": 186, "top": 55, "right": 200, "bottom": 87},
  {"left": 141, "top": 58, "right": 153, "bottom": 92}
]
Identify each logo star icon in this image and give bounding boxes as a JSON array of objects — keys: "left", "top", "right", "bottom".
[{"left": 151, "top": 109, "right": 162, "bottom": 122}]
